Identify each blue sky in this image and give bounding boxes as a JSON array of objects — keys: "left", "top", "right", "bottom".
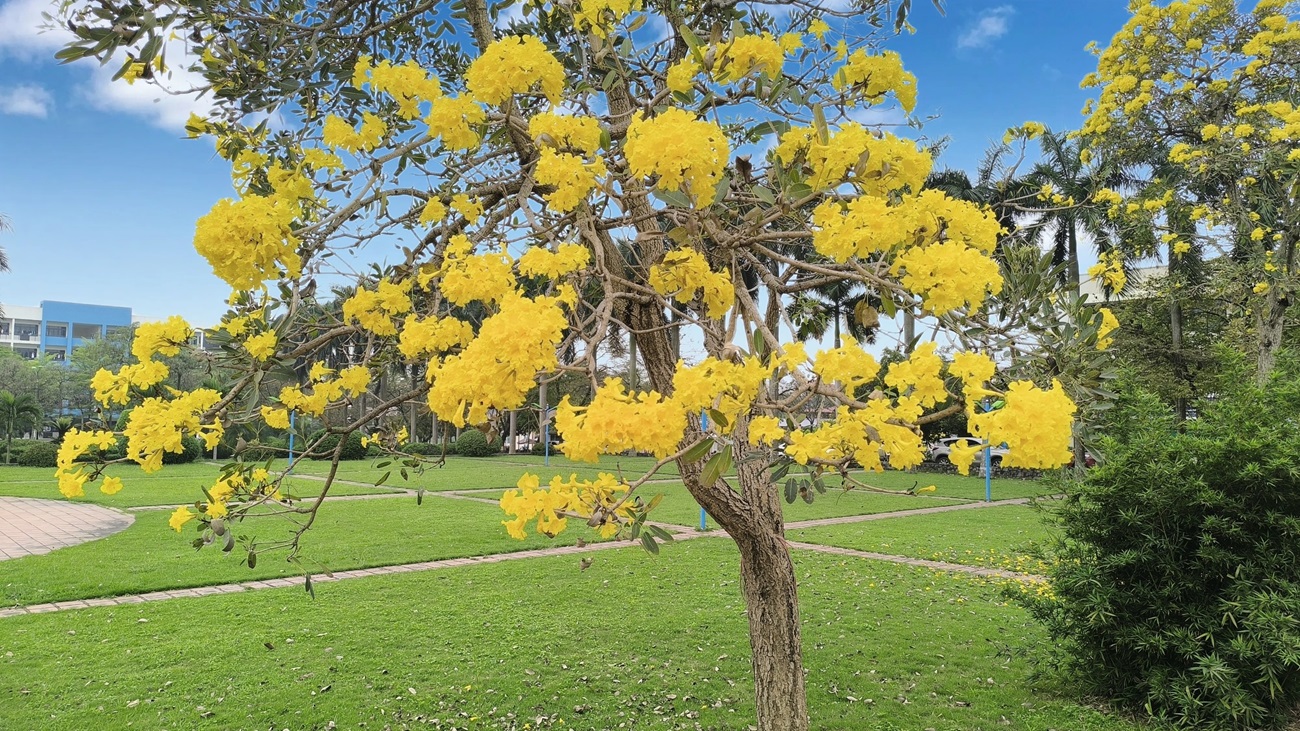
[{"left": 0, "top": 0, "right": 1130, "bottom": 326}]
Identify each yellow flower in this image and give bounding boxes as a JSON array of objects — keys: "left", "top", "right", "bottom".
[
  {"left": 1254, "top": 281, "right": 1270, "bottom": 294},
  {"left": 244, "top": 331, "right": 278, "bottom": 361},
  {"left": 623, "top": 108, "right": 730, "bottom": 206},
  {"left": 100, "top": 476, "right": 124, "bottom": 495},
  {"left": 262, "top": 405, "right": 291, "bottom": 430},
  {"left": 169, "top": 506, "right": 197, "bottom": 533},
  {"left": 1095, "top": 307, "right": 1120, "bottom": 350},
  {"left": 747, "top": 416, "right": 786, "bottom": 446},
  {"left": 465, "top": 35, "right": 565, "bottom": 105}
]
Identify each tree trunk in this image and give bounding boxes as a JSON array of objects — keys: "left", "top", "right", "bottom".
[
  {"left": 1170, "top": 298, "right": 1187, "bottom": 422},
  {"left": 1256, "top": 289, "right": 1288, "bottom": 386},
  {"left": 1067, "top": 222, "right": 1081, "bottom": 296},
  {"left": 902, "top": 310, "right": 915, "bottom": 353},
  {"left": 627, "top": 334, "right": 639, "bottom": 390},
  {"left": 508, "top": 410, "right": 517, "bottom": 454},
  {"left": 735, "top": 529, "right": 810, "bottom": 731}
]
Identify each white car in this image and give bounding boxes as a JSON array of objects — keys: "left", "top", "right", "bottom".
[{"left": 927, "top": 437, "right": 1008, "bottom": 466}]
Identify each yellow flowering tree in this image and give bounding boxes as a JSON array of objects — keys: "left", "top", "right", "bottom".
[
  {"left": 58, "top": 1, "right": 1079, "bottom": 728},
  {"left": 1080, "top": 0, "right": 1300, "bottom": 383}
]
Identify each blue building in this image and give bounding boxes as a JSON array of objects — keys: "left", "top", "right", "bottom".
[{"left": 0, "top": 300, "right": 135, "bottom": 362}]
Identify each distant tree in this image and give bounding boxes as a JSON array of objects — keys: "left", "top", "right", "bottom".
[{"left": 0, "top": 390, "right": 42, "bottom": 463}]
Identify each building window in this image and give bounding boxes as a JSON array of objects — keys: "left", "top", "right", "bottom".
[
  {"left": 72, "top": 323, "right": 102, "bottom": 339},
  {"left": 47, "top": 350, "right": 65, "bottom": 361},
  {"left": 46, "top": 324, "right": 67, "bottom": 338},
  {"left": 16, "top": 348, "right": 37, "bottom": 360},
  {"left": 0, "top": 324, "right": 8, "bottom": 336},
  {"left": 14, "top": 325, "right": 38, "bottom": 340}
]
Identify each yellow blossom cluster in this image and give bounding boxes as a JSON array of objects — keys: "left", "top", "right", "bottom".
[
  {"left": 122, "top": 389, "right": 224, "bottom": 473},
  {"left": 342, "top": 278, "right": 413, "bottom": 336},
  {"left": 425, "top": 96, "right": 486, "bottom": 151},
  {"left": 748, "top": 416, "right": 786, "bottom": 446},
  {"left": 500, "top": 472, "right": 635, "bottom": 540},
  {"left": 353, "top": 56, "right": 442, "bottom": 120},
  {"left": 555, "top": 379, "right": 688, "bottom": 461},
  {"left": 534, "top": 149, "right": 607, "bottom": 212},
  {"left": 831, "top": 49, "right": 917, "bottom": 114},
  {"left": 90, "top": 316, "right": 194, "bottom": 406},
  {"left": 1088, "top": 250, "right": 1127, "bottom": 293},
  {"left": 518, "top": 243, "right": 591, "bottom": 279},
  {"left": 785, "top": 401, "right": 927, "bottom": 471},
  {"left": 243, "top": 331, "right": 277, "bottom": 361},
  {"left": 1095, "top": 307, "right": 1120, "bottom": 350},
  {"left": 883, "top": 342, "right": 946, "bottom": 407},
  {"left": 427, "top": 235, "right": 517, "bottom": 307},
  {"left": 397, "top": 315, "right": 475, "bottom": 361},
  {"left": 812, "top": 337, "right": 880, "bottom": 392},
  {"left": 893, "top": 240, "right": 1004, "bottom": 315},
  {"left": 664, "top": 32, "right": 791, "bottom": 92},
  {"left": 671, "top": 356, "right": 769, "bottom": 431},
  {"left": 648, "top": 248, "right": 734, "bottom": 318},
  {"left": 571, "top": 0, "right": 643, "bottom": 37},
  {"left": 948, "top": 351, "right": 996, "bottom": 389},
  {"left": 426, "top": 292, "right": 569, "bottom": 427},
  {"left": 277, "top": 365, "right": 371, "bottom": 417},
  {"left": 465, "top": 35, "right": 564, "bottom": 106},
  {"left": 529, "top": 111, "right": 603, "bottom": 154},
  {"left": 965, "top": 380, "right": 1077, "bottom": 470},
  {"left": 193, "top": 194, "right": 302, "bottom": 291},
  {"left": 775, "top": 124, "right": 930, "bottom": 194},
  {"left": 55, "top": 429, "right": 118, "bottom": 498},
  {"left": 623, "top": 108, "right": 730, "bottom": 206},
  {"left": 322, "top": 112, "right": 388, "bottom": 154}
]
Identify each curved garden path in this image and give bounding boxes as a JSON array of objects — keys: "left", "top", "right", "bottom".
[{"left": 0, "top": 496, "right": 134, "bottom": 561}]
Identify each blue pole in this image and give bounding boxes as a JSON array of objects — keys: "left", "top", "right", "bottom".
[
  {"left": 982, "top": 398, "right": 992, "bottom": 502},
  {"left": 544, "top": 420, "right": 550, "bottom": 467},
  {"left": 699, "top": 411, "right": 708, "bottom": 531},
  {"left": 288, "top": 410, "right": 296, "bottom": 471}
]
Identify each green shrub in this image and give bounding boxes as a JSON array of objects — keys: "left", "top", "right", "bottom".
[
  {"left": 162, "top": 436, "right": 204, "bottom": 465},
  {"left": 5, "top": 438, "right": 42, "bottom": 461},
  {"left": 306, "top": 430, "right": 367, "bottom": 461},
  {"left": 1025, "top": 380, "right": 1300, "bottom": 730},
  {"left": 16, "top": 441, "right": 58, "bottom": 468},
  {"left": 399, "top": 442, "right": 441, "bottom": 456},
  {"left": 453, "top": 429, "right": 501, "bottom": 457}
]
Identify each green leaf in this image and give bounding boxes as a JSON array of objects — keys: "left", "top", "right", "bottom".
[
  {"left": 681, "top": 438, "right": 714, "bottom": 463},
  {"left": 652, "top": 188, "right": 692, "bottom": 208},
  {"left": 784, "top": 478, "right": 798, "bottom": 504},
  {"left": 811, "top": 103, "right": 829, "bottom": 144},
  {"left": 376, "top": 471, "right": 391, "bottom": 486},
  {"left": 645, "top": 493, "right": 665, "bottom": 513},
  {"left": 678, "top": 24, "right": 703, "bottom": 51},
  {"left": 640, "top": 533, "right": 660, "bottom": 554},
  {"left": 753, "top": 186, "right": 776, "bottom": 205},
  {"left": 304, "top": 574, "right": 315, "bottom": 599},
  {"left": 247, "top": 550, "right": 258, "bottom": 569},
  {"left": 706, "top": 409, "right": 729, "bottom": 429},
  {"left": 702, "top": 445, "right": 733, "bottom": 486}
]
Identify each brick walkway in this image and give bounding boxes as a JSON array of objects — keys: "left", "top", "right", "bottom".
[
  {"left": 784, "top": 497, "right": 1031, "bottom": 530},
  {"left": 0, "top": 497, "right": 134, "bottom": 560}
]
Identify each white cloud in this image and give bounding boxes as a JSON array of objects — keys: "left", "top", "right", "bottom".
[
  {"left": 0, "top": 0, "right": 212, "bottom": 130},
  {"left": 0, "top": 0, "right": 67, "bottom": 59},
  {"left": 957, "top": 6, "right": 1014, "bottom": 50},
  {"left": 0, "top": 83, "right": 51, "bottom": 116}
]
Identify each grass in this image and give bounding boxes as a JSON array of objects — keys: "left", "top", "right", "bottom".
[
  {"left": 0, "top": 540, "right": 1136, "bottom": 731},
  {"left": 277, "top": 455, "right": 627, "bottom": 490},
  {"left": 835, "top": 469, "right": 1053, "bottom": 501},
  {"left": 474, "top": 481, "right": 967, "bottom": 529},
  {"left": 0, "top": 462, "right": 399, "bottom": 508},
  {"left": 791, "top": 504, "right": 1058, "bottom": 574},
  {"left": 0, "top": 496, "right": 607, "bottom": 607}
]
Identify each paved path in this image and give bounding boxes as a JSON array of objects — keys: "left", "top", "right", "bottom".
[
  {"left": 788, "top": 541, "right": 1045, "bottom": 581},
  {"left": 0, "top": 496, "right": 134, "bottom": 560}
]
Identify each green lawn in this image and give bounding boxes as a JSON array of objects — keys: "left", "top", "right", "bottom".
[
  {"left": 791, "top": 504, "right": 1057, "bottom": 575},
  {"left": 0, "top": 496, "right": 607, "bottom": 607},
  {"left": 834, "top": 469, "right": 1053, "bottom": 501},
  {"left": 477, "top": 481, "right": 967, "bottom": 529},
  {"left": 0, "top": 462, "right": 400, "bottom": 508},
  {"left": 277, "top": 455, "right": 628, "bottom": 490},
  {"left": 0, "top": 540, "right": 1136, "bottom": 731}
]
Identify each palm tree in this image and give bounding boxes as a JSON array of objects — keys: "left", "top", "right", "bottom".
[
  {"left": 1027, "top": 130, "right": 1131, "bottom": 295},
  {"left": 0, "top": 390, "right": 42, "bottom": 463},
  {"left": 786, "top": 278, "right": 879, "bottom": 344}
]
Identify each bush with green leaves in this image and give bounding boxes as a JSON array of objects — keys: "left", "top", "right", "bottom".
[
  {"left": 453, "top": 429, "right": 501, "bottom": 457},
  {"left": 1025, "top": 375, "right": 1300, "bottom": 730},
  {"left": 16, "top": 441, "right": 58, "bottom": 468},
  {"left": 399, "top": 442, "right": 441, "bottom": 457},
  {"left": 306, "top": 430, "right": 367, "bottom": 461}
]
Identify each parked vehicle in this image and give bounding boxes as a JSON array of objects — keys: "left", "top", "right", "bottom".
[{"left": 927, "top": 437, "right": 1008, "bottom": 466}]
